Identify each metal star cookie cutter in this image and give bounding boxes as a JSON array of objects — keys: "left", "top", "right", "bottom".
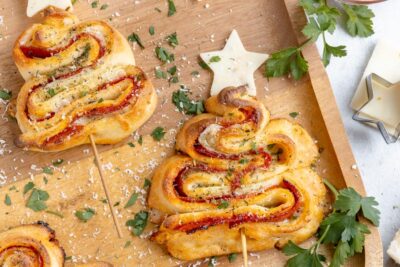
[{"left": 352, "top": 73, "right": 400, "bottom": 144}]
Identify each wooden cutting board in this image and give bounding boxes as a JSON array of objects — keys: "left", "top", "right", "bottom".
[{"left": 0, "top": 0, "right": 382, "bottom": 266}]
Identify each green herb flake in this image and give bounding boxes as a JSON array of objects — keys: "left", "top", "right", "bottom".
[
  {"left": 138, "top": 135, "right": 143, "bottom": 145},
  {"left": 208, "top": 256, "right": 217, "bottom": 267},
  {"left": 172, "top": 88, "right": 204, "bottom": 115},
  {"left": 126, "top": 210, "right": 149, "bottom": 236},
  {"left": 166, "top": 32, "right": 179, "bottom": 47},
  {"left": 91, "top": 0, "right": 99, "bottom": 8},
  {"left": 151, "top": 127, "right": 166, "bottom": 141},
  {"left": 124, "top": 193, "right": 139, "bottom": 208},
  {"left": 143, "top": 179, "right": 151, "bottom": 189},
  {"left": 124, "top": 241, "right": 131, "bottom": 248},
  {"left": 0, "top": 89, "right": 11, "bottom": 101},
  {"left": 75, "top": 207, "right": 95, "bottom": 222},
  {"left": 128, "top": 142, "right": 135, "bottom": 148},
  {"left": 169, "top": 76, "right": 179, "bottom": 84},
  {"left": 198, "top": 59, "right": 210, "bottom": 70},
  {"left": 191, "top": 70, "right": 200, "bottom": 76},
  {"left": 209, "top": 56, "right": 221, "bottom": 63},
  {"left": 100, "top": 4, "right": 108, "bottom": 10},
  {"left": 239, "top": 158, "right": 249, "bottom": 164},
  {"left": 289, "top": 112, "right": 299, "bottom": 119},
  {"left": 149, "top": 26, "right": 155, "bottom": 36},
  {"left": 217, "top": 200, "right": 229, "bottom": 209},
  {"left": 52, "top": 159, "right": 64, "bottom": 166},
  {"left": 43, "top": 167, "right": 53, "bottom": 175},
  {"left": 155, "top": 46, "right": 174, "bottom": 63},
  {"left": 23, "top": 182, "right": 35, "bottom": 194},
  {"left": 167, "top": 0, "right": 176, "bottom": 17},
  {"left": 128, "top": 33, "right": 145, "bottom": 49},
  {"left": 155, "top": 69, "right": 167, "bottom": 79},
  {"left": 228, "top": 253, "right": 237, "bottom": 262},
  {"left": 167, "top": 66, "right": 177, "bottom": 76},
  {"left": 26, "top": 189, "right": 49, "bottom": 212},
  {"left": 4, "top": 194, "right": 11, "bottom": 206},
  {"left": 47, "top": 88, "right": 56, "bottom": 97}
]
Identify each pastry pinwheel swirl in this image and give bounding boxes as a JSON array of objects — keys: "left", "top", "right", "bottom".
[
  {"left": 13, "top": 8, "right": 156, "bottom": 151},
  {"left": 148, "top": 86, "right": 327, "bottom": 260},
  {"left": 0, "top": 222, "right": 65, "bottom": 267}
]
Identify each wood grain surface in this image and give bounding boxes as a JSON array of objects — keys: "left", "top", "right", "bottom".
[{"left": 0, "top": 0, "right": 382, "bottom": 266}]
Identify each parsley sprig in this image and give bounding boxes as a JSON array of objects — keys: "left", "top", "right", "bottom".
[
  {"left": 266, "top": 0, "right": 375, "bottom": 80},
  {"left": 283, "top": 180, "right": 380, "bottom": 267}
]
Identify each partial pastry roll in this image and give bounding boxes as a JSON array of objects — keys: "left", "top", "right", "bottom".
[
  {"left": 13, "top": 8, "right": 157, "bottom": 151},
  {"left": 148, "top": 86, "right": 328, "bottom": 260}
]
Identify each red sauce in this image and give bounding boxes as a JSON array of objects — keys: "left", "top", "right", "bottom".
[
  {"left": 20, "top": 33, "right": 105, "bottom": 59},
  {"left": 173, "top": 180, "right": 301, "bottom": 234},
  {"left": 43, "top": 124, "right": 84, "bottom": 146},
  {"left": 0, "top": 245, "right": 44, "bottom": 267}
]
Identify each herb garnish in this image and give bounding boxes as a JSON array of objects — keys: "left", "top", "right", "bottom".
[
  {"left": 149, "top": 26, "right": 155, "bottom": 36},
  {"left": 126, "top": 210, "right": 149, "bottom": 236},
  {"left": 265, "top": 1, "right": 374, "bottom": 80},
  {"left": 172, "top": 87, "right": 204, "bottom": 115},
  {"left": 100, "top": 4, "right": 108, "bottom": 10},
  {"left": 217, "top": 200, "right": 229, "bottom": 209},
  {"left": 138, "top": 135, "right": 143, "bottom": 145},
  {"left": 124, "top": 193, "right": 139, "bottom": 208},
  {"left": 228, "top": 253, "right": 237, "bottom": 262},
  {"left": 209, "top": 56, "right": 221, "bottom": 63},
  {"left": 167, "top": 66, "right": 177, "bottom": 76},
  {"left": 52, "top": 159, "right": 64, "bottom": 166},
  {"left": 128, "top": 33, "right": 145, "bottom": 49},
  {"left": 43, "top": 167, "right": 53, "bottom": 175},
  {"left": 166, "top": 32, "right": 179, "bottom": 47},
  {"left": 167, "top": 0, "right": 176, "bottom": 17},
  {"left": 91, "top": 0, "right": 99, "bottom": 8},
  {"left": 151, "top": 127, "right": 166, "bottom": 141},
  {"left": 155, "top": 47, "right": 174, "bottom": 63},
  {"left": 4, "top": 194, "right": 11, "bottom": 206},
  {"left": 143, "top": 178, "right": 151, "bottom": 189},
  {"left": 75, "top": 207, "right": 95, "bottom": 222},
  {"left": 198, "top": 59, "right": 210, "bottom": 70},
  {"left": 47, "top": 89, "right": 56, "bottom": 97},
  {"left": 26, "top": 189, "right": 49, "bottom": 211},
  {"left": 289, "top": 112, "right": 299, "bottom": 119},
  {"left": 124, "top": 241, "right": 131, "bottom": 248},
  {"left": 283, "top": 180, "right": 380, "bottom": 267},
  {"left": 155, "top": 69, "right": 167, "bottom": 79},
  {"left": 128, "top": 142, "right": 135, "bottom": 148},
  {"left": 46, "top": 210, "right": 64, "bottom": 218},
  {"left": 23, "top": 181, "right": 35, "bottom": 194},
  {"left": 208, "top": 256, "right": 217, "bottom": 267},
  {"left": 0, "top": 89, "right": 11, "bottom": 101}
]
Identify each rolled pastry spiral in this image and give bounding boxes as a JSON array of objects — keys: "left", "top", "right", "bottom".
[
  {"left": 0, "top": 222, "right": 65, "bottom": 267},
  {"left": 13, "top": 8, "right": 157, "bottom": 151},
  {"left": 148, "top": 86, "right": 327, "bottom": 260}
]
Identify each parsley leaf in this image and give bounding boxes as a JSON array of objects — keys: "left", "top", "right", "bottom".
[
  {"left": 91, "top": 0, "right": 98, "bottom": 8},
  {"left": 342, "top": 4, "right": 374, "bottom": 37},
  {"left": 100, "top": 4, "right": 108, "bottom": 10},
  {"left": 0, "top": 89, "right": 11, "bottom": 100},
  {"left": 128, "top": 33, "right": 145, "bottom": 49},
  {"left": 209, "top": 56, "right": 221, "bottom": 63},
  {"left": 23, "top": 181, "right": 35, "bottom": 194},
  {"left": 265, "top": 48, "right": 308, "bottom": 80},
  {"left": 4, "top": 194, "right": 11, "bottom": 206},
  {"left": 138, "top": 135, "right": 143, "bottom": 145},
  {"left": 52, "top": 159, "right": 64, "bottom": 166},
  {"left": 151, "top": 127, "right": 166, "bottom": 141},
  {"left": 143, "top": 178, "right": 151, "bottom": 189},
  {"left": 217, "top": 200, "right": 229, "bottom": 209},
  {"left": 126, "top": 210, "right": 148, "bottom": 236},
  {"left": 124, "top": 193, "right": 139, "bottom": 208},
  {"left": 43, "top": 167, "right": 53, "bottom": 175},
  {"left": 167, "top": 0, "right": 176, "bottom": 16},
  {"left": 155, "top": 46, "right": 174, "bottom": 63},
  {"left": 322, "top": 44, "right": 346, "bottom": 67},
  {"left": 166, "top": 32, "right": 179, "bottom": 47},
  {"left": 172, "top": 87, "right": 204, "bottom": 115},
  {"left": 289, "top": 112, "right": 299, "bottom": 119},
  {"left": 75, "top": 207, "right": 95, "bottom": 222},
  {"left": 227, "top": 253, "right": 237, "bottom": 262},
  {"left": 155, "top": 69, "right": 167, "bottom": 79},
  {"left": 149, "top": 26, "right": 155, "bottom": 36},
  {"left": 26, "top": 188, "right": 49, "bottom": 211}
]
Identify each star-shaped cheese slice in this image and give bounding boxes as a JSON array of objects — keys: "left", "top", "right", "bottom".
[
  {"left": 200, "top": 30, "right": 268, "bottom": 96},
  {"left": 358, "top": 74, "right": 400, "bottom": 135},
  {"left": 27, "top": 0, "right": 73, "bottom": 17}
]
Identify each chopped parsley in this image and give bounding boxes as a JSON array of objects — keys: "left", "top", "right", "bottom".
[
  {"left": 91, "top": 0, "right": 99, "bottom": 8},
  {"left": 239, "top": 158, "right": 249, "bottom": 164},
  {"left": 46, "top": 210, "right": 64, "bottom": 218},
  {"left": 149, "top": 26, "right": 155, "bottom": 36},
  {"left": 128, "top": 33, "right": 145, "bottom": 49},
  {"left": 143, "top": 178, "right": 151, "bottom": 189},
  {"left": 26, "top": 189, "right": 49, "bottom": 212},
  {"left": 126, "top": 210, "right": 149, "bottom": 236},
  {"left": 0, "top": 89, "right": 11, "bottom": 100},
  {"left": 167, "top": 0, "right": 176, "bottom": 16},
  {"left": 4, "top": 194, "right": 11, "bottom": 206},
  {"left": 124, "top": 193, "right": 139, "bottom": 208},
  {"left": 289, "top": 112, "right": 299, "bottom": 119},
  {"left": 167, "top": 66, "right": 177, "bottom": 76},
  {"left": 138, "top": 135, "right": 143, "bottom": 145},
  {"left": 128, "top": 142, "right": 135, "bottom": 148},
  {"left": 43, "top": 167, "right": 53, "bottom": 175},
  {"left": 100, "top": 4, "right": 108, "bottom": 10},
  {"left": 155, "top": 69, "right": 167, "bottom": 79},
  {"left": 23, "top": 182, "right": 35, "bottom": 194},
  {"left": 124, "top": 241, "right": 131, "bottom": 248},
  {"left": 151, "top": 127, "right": 166, "bottom": 141},
  {"left": 209, "top": 56, "right": 221, "bottom": 63},
  {"left": 228, "top": 253, "right": 237, "bottom": 262},
  {"left": 75, "top": 207, "right": 95, "bottom": 222},
  {"left": 52, "top": 159, "right": 64, "bottom": 166},
  {"left": 155, "top": 46, "right": 174, "bottom": 63},
  {"left": 217, "top": 200, "right": 229, "bottom": 209},
  {"left": 166, "top": 32, "right": 179, "bottom": 47},
  {"left": 198, "top": 59, "right": 210, "bottom": 70},
  {"left": 47, "top": 88, "right": 56, "bottom": 97},
  {"left": 172, "top": 87, "right": 204, "bottom": 115},
  {"left": 169, "top": 76, "right": 179, "bottom": 84},
  {"left": 191, "top": 70, "right": 200, "bottom": 76}
]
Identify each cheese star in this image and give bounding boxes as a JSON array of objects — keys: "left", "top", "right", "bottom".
[
  {"left": 27, "top": 0, "right": 73, "bottom": 17},
  {"left": 200, "top": 30, "right": 268, "bottom": 96},
  {"left": 355, "top": 73, "right": 400, "bottom": 142}
]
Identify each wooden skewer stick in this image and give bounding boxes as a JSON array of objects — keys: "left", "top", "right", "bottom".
[
  {"left": 241, "top": 228, "right": 248, "bottom": 267},
  {"left": 89, "top": 135, "right": 123, "bottom": 238}
]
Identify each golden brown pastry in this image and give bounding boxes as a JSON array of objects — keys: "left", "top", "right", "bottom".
[
  {"left": 148, "top": 86, "right": 327, "bottom": 260},
  {"left": 0, "top": 222, "right": 65, "bottom": 266},
  {"left": 13, "top": 8, "right": 157, "bottom": 151}
]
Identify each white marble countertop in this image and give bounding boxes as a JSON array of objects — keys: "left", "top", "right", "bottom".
[{"left": 315, "top": 1, "right": 400, "bottom": 265}]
